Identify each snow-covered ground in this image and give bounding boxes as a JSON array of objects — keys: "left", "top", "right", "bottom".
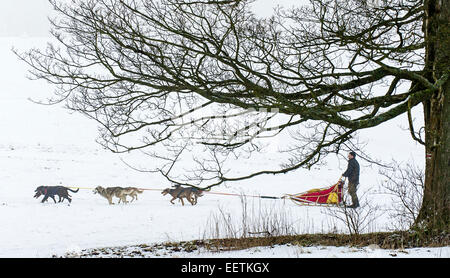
[
  {"left": 0, "top": 37, "right": 446, "bottom": 258},
  {"left": 68, "top": 244, "right": 450, "bottom": 258},
  {"left": 162, "top": 245, "right": 450, "bottom": 258}
]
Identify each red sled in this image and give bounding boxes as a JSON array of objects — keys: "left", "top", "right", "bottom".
[{"left": 284, "top": 180, "right": 344, "bottom": 206}]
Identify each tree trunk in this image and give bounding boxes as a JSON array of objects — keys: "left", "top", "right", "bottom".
[{"left": 416, "top": 0, "right": 450, "bottom": 233}]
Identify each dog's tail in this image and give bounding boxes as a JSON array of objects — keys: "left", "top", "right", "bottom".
[{"left": 67, "top": 187, "right": 80, "bottom": 193}]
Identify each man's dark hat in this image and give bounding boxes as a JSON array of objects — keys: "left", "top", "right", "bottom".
[{"left": 349, "top": 151, "right": 356, "bottom": 157}]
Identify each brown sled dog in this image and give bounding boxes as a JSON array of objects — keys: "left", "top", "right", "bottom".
[
  {"left": 93, "top": 186, "right": 143, "bottom": 205},
  {"left": 125, "top": 187, "right": 144, "bottom": 202},
  {"left": 161, "top": 185, "right": 204, "bottom": 206}
]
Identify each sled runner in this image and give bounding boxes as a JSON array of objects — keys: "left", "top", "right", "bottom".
[{"left": 283, "top": 179, "right": 345, "bottom": 207}]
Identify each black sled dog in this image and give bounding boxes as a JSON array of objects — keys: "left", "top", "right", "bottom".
[{"left": 34, "top": 186, "right": 79, "bottom": 203}]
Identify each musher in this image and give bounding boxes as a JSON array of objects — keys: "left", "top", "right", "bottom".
[{"left": 342, "top": 151, "right": 360, "bottom": 208}]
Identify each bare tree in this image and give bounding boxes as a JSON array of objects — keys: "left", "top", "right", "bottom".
[
  {"left": 380, "top": 161, "right": 424, "bottom": 231},
  {"left": 203, "top": 193, "right": 296, "bottom": 241},
  {"left": 324, "top": 189, "right": 384, "bottom": 235},
  {"left": 15, "top": 0, "right": 449, "bottom": 232}
]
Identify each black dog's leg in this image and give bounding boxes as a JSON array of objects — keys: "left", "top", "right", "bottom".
[
  {"left": 60, "top": 190, "right": 73, "bottom": 203},
  {"left": 41, "top": 195, "right": 49, "bottom": 203},
  {"left": 60, "top": 194, "right": 70, "bottom": 203},
  {"left": 62, "top": 194, "right": 71, "bottom": 203}
]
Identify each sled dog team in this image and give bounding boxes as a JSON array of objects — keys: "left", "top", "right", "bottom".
[{"left": 34, "top": 184, "right": 204, "bottom": 205}]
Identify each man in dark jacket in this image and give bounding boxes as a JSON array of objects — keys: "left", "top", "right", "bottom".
[{"left": 342, "top": 151, "right": 360, "bottom": 208}]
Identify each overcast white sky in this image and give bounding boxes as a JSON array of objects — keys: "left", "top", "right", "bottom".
[
  {"left": 0, "top": 0, "right": 303, "bottom": 37},
  {"left": 0, "top": 0, "right": 52, "bottom": 37}
]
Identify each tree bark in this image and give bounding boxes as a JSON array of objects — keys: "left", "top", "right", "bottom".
[{"left": 416, "top": 0, "right": 450, "bottom": 233}]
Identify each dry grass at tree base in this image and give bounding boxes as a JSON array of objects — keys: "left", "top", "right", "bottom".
[{"left": 200, "top": 231, "right": 450, "bottom": 252}]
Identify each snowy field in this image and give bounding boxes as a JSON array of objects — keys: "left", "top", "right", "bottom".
[
  {"left": 70, "top": 244, "right": 449, "bottom": 258},
  {"left": 0, "top": 37, "right": 447, "bottom": 258}
]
